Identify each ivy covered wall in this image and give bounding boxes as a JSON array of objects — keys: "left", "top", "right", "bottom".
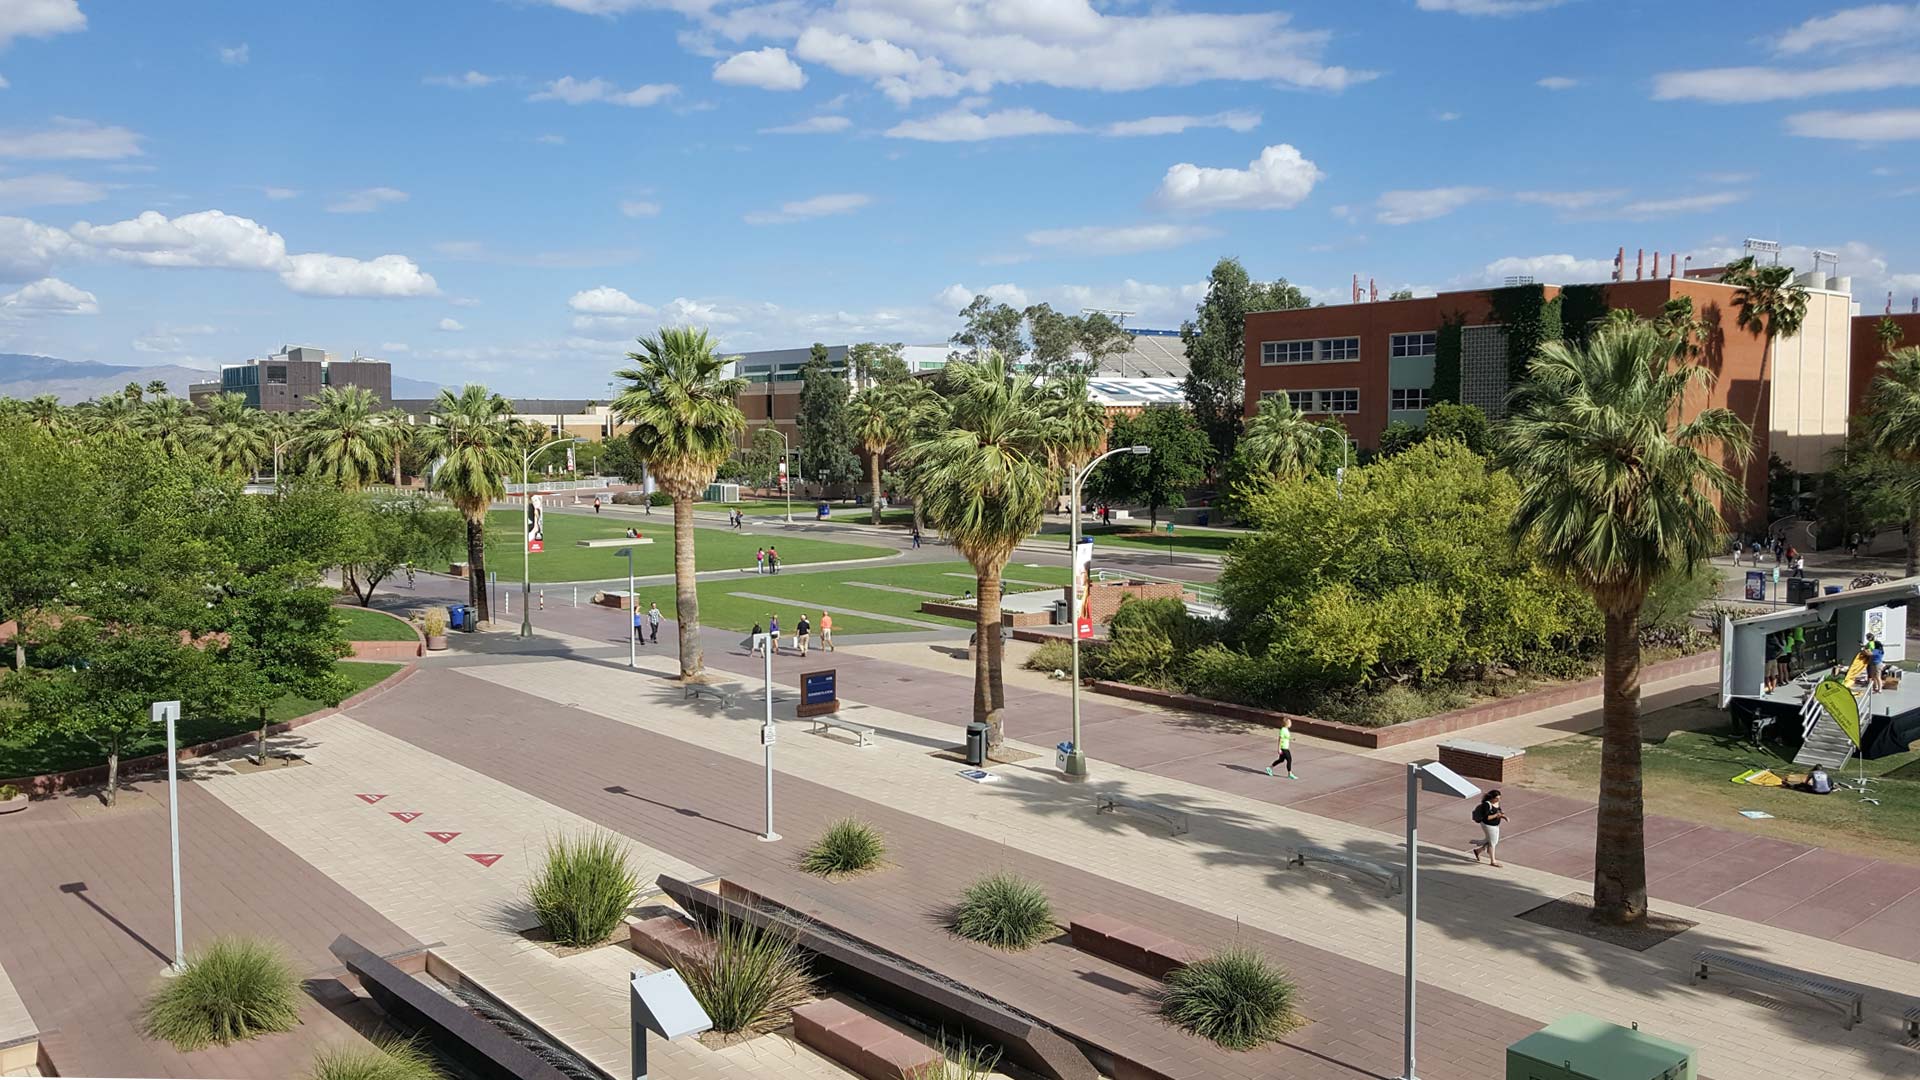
[{"left": 1488, "top": 284, "right": 1564, "bottom": 383}]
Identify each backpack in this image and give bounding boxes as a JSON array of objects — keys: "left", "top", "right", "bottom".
[{"left": 1472, "top": 802, "right": 1489, "bottom": 825}]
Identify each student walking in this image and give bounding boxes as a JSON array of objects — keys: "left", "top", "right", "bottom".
[
  {"left": 646, "top": 602, "right": 661, "bottom": 644},
  {"left": 749, "top": 622, "right": 766, "bottom": 656},
  {"left": 756, "top": 547, "right": 767, "bottom": 575},
  {"left": 593, "top": 496, "right": 602, "bottom": 514},
  {"left": 796, "top": 612, "right": 811, "bottom": 656},
  {"left": 768, "top": 613, "right": 781, "bottom": 655},
  {"left": 632, "top": 608, "right": 645, "bottom": 645},
  {"left": 1470, "top": 790, "right": 1506, "bottom": 866},
  {"left": 820, "top": 611, "right": 833, "bottom": 651},
  {"left": 768, "top": 546, "right": 781, "bottom": 574},
  {"left": 910, "top": 524, "right": 922, "bottom": 549},
  {"left": 1264, "top": 718, "right": 1297, "bottom": 779}
]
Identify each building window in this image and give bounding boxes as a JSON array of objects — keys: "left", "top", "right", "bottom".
[
  {"left": 1261, "top": 338, "right": 1360, "bottom": 365},
  {"left": 1315, "top": 389, "right": 1359, "bottom": 414},
  {"left": 265, "top": 365, "right": 287, "bottom": 385},
  {"left": 1390, "top": 388, "right": 1432, "bottom": 411},
  {"left": 1390, "top": 332, "right": 1437, "bottom": 358},
  {"left": 1322, "top": 337, "right": 1360, "bottom": 361},
  {"left": 1286, "top": 390, "right": 1314, "bottom": 412}
]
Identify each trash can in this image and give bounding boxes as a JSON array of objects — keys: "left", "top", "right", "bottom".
[
  {"left": 1055, "top": 741, "right": 1074, "bottom": 773},
  {"left": 1197, "top": 512, "right": 1209, "bottom": 526},
  {"left": 460, "top": 604, "right": 479, "bottom": 631},
  {"left": 965, "top": 722, "right": 989, "bottom": 767},
  {"left": 446, "top": 603, "right": 465, "bottom": 631},
  {"left": 817, "top": 502, "right": 831, "bottom": 520},
  {"left": 1052, "top": 599, "right": 1069, "bottom": 626},
  {"left": 1824, "top": 585, "right": 1844, "bottom": 595},
  {"left": 1787, "top": 577, "right": 1819, "bottom": 604}
]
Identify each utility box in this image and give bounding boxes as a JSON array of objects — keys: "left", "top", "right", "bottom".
[
  {"left": 704, "top": 482, "right": 740, "bottom": 504},
  {"left": 1507, "top": 1014, "right": 1695, "bottom": 1080}
]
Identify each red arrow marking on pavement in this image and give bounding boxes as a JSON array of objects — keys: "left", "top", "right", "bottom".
[
  {"left": 465, "top": 853, "right": 503, "bottom": 868},
  {"left": 388, "top": 812, "right": 421, "bottom": 824},
  {"left": 425, "top": 831, "right": 461, "bottom": 844},
  {"left": 355, "top": 794, "right": 387, "bottom": 804}
]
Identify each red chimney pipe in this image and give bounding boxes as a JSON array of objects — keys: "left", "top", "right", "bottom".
[
  {"left": 1369, "top": 278, "right": 1378, "bottom": 303},
  {"left": 1613, "top": 247, "right": 1624, "bottom": 282},
  {"left": 1636, "top": 249, "right": 1644, "bottom": 281},
  {"left": 1352, "top": 274, "right": 1360, "bottom": 303}
]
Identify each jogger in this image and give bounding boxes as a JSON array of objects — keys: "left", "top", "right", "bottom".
[{"left": 1264, "top": 717, "right": 1297, "bottom": 779}]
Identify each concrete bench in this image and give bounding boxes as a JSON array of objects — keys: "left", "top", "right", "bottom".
[
  {"left": 1094, "top": 792, "right": 1189, "bottom": 836},
  {"left": 808, "top": 716, "right": 874, "bottom": 747},
  {"left": 1904, "top": 1005, "right": 1919, "bottom": 1039},
  {"left": 1069, "top": 914, "right": 1196, "bottom": 980},
  {"left": 793, "top": 997, "right": 942, "bottom": 1080},
  {"left": 628, "top": 914, "right": 709, "bottom": 970},
  {"left": 1287, "top": 845, "right": 1403, "bottom": 897},
  {"left": 575, "top": 536, "right": 654, "bottom": 547},
  {"left": 1693, "top": 949, "right": 1862, "bottom": 1029},
  {"left": 1438, "top": 739, "right": 1527, "bottom": 783},
  {"left": 683, "top": 683, "right": 736, "bottom": 708}
]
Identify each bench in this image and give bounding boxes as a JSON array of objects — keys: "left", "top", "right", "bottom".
[
  {"left": 683, "top": 684, "right": 736, "bottom": 708},
  {"left": 1904, "top": 1005, "right": 1920, "bottom": 1039},
  {"left": 808, "top": 717, "right": 874, "bottom": 747},
  {"left": 793, "top": 997, "right": 942, "bottom": 1080},
  {"left": 1692, "top": 949, "right": 1863, "bottom": 1029},
  {"left": 575, "top": 537, "right": 654, "bottom": 547},
  {"left": 1069, "top": 914, "right": 1196, "bottom": 980},
  {"left": 1094, "top": 792, "right": 1189, "bottom": 836},
  {"left": 1287, "top": 846, "right": 1403, "bottom": 897}
]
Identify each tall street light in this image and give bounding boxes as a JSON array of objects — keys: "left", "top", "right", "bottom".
[
  {"left": 520, "top": 435, "right": 585, "bottom": 638},
  {"left": 615, "top": 547, "right": 636, "bottom": 668},
  {"left": 1318, "top": 425, "right": 1350, "bottom": 498},
  {"left": 1399, "top": 759, "right": 1480, "bottom": 1080},
  {"left": 774, "top": 429, "right": 794, "bottom": 523},
  {"left": 1063, "top": 443, "right": 1150, "bottom": 781}
]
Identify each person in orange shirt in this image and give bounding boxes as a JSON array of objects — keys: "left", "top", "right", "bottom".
[{"left": 819, "top": 611, "right": 833, "bottom": 652}]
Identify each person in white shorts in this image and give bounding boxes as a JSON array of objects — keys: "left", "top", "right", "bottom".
[{"left": 1470, "top": 790, "right": 1506, "bottom": 867}]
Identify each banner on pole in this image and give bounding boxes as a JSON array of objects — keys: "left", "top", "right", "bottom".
[
  {"left": 1813, "top": 676, "right": 1863, "bottom": 748},
  {"left": 526, "top": 494, "right": 545, "bottom": 553},
  {"left": 1072, "top": 537, "right": 1094, "bottom": 639}
]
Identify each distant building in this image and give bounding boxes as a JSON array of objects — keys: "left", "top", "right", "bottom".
[
  {"left": 187, "top": 345, "right": 392, "bottom": 411},
  {"left": 389, "top": 397, "right": 628, "bottom": 441},
  {"left": 1850, "top": 311, "right": 1920, "bottom": 417}
]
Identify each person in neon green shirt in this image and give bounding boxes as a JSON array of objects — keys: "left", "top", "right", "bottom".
[{"left": 1264, "top": 717, "right": 1297, "bottom": 779}]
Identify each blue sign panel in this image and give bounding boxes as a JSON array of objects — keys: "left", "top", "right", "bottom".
[{"left": 803, "top": 670, "right": 836, "bottom": 706}]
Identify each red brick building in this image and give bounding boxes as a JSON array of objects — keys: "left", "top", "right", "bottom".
[{"left": 1850, "top": 311, "right": 1920, "bottom": 415}]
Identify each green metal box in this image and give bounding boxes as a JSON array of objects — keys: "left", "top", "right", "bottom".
[{"left": 1507, "top": 1013, "right": 1696, "bottom": 1080}]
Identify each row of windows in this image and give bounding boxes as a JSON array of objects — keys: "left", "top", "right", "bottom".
[
  {"left": 1261, "top": 388, "right": 1434, "bottom": 413},
  {"left": 1259, "top": 331, "right": 1439, "bottom": 366},
  {"left": 1390, "top": 332, "right": 1437, "bottom": 358},
  {"left": 1390, "top": 388, "right": 1433, "bottom": 410}
]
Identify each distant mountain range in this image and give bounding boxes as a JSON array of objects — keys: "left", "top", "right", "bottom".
[{"left": 0, "top": 353, "right": 442, "bottom": 404}]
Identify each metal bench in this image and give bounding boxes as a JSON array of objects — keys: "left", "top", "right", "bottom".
[
  {"left": 1904, "top": 1005, "right": 1919, "bottom": 1039},
  {"left": 1094, "top": 793, "right": 1189, "bottom": 836},
  {"left": 807, "top": 716, "right": 874, "bottom": 747},
  {"left": 683, "top": 684, "right": 736, "bottom": 708},
  {"left": 1692, "top": 949, "right": 1863, "bottom": 1029},
  {"left": 1287, "top": 846, "right": 1403, "bottom": 897}
]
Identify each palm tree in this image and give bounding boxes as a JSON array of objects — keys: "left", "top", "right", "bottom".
[
  {"left": 1042, "top": 373, "right": 1108, "bottom": 477},
  {"left": 1723, "top": 256, "right": 1807, "bottom": 510},
  {"left": 421, "top": 385, "right": 515, "bottom": 623},
  {"left": 292, "top": 385, "right": 390, "bottom": 490},
  {"left": 612, "top": 328, "right": 747, "bottom": 680},
  {"left": 135, "top": 396, "right": 207, "bottom": 460},
  {"left": 24, "top": 395, "right": 67, "bottom": 434},
  {"left": 144, "top": 379, "right": 169, "bottom": 398},
  {"left": 849, "top": 384, "right": 918, "bottom": 524},
  {"left": 122, "top": 381, "right": 144, "bottom": 404},
  {"left": 201, "top": 392, "right": 271, "bottom": 478},
  {"left": 899, "top": 352, "right": 1058, "bottom": 750},
  {"left": 380, "top": 407, "right": 415, "bottom": 486},
  {"left": 79, "top": 394, "right": 139, "bottom": 438},
  {"left": 1877, "top": 315, "right": 1906, "bottom": 359},
  {"left": 1503, "top": 321, "right": 1751, "bottom": 924},
  {"left": 1861, "top": 347, "right": 1920, "bottom": 576},
  {"left": 1237, "top": 394, "right": 1326, "bottom": 480}
]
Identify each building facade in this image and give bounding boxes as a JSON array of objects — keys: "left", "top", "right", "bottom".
[
  {"left": 1850, "top": 311, "right": 1920, "bottom": 416},
  {"left": 187, "top": 346, "right": 392, "bottom": 411}
]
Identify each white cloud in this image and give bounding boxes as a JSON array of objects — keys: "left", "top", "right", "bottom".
[
  {"left": 0, "top": 118, "right": 142, "bottom": 160},
  {"left": 1437, "top": 111, "right": 1461, "bottom": 121},
  {"left": 325, "top": 186, "right": 409, "bottom": 214},
  {"left": 530, "top": 76, "right": 678, "bottom": 107},
  {"left": 0, "top": 276, "right": 95, "bottom": 316},
  {"left": 451, "top": 297, "right": 481, "bottom": 307},
  {"left": 1776, "top": 4, "right": 1920, "bottom": 54},
  {"left": 1103, "top": 110, "right": 1260, "bottom": 137},
  {"left": 662, "top": 296, "right": 741, "bottom": 325},
  {"left": 536, "top": 133, "right": 566, "bottom": 144},
  {"left": 0, "top": 215, "right": 73, "bottom": 280},
  {"left": 379, "top": 342, "right": 410, "bottom": 353},
  {"left": 713, "top": 46, "right": 806, "bottom": 90},
  {"left": 262, "top": 186, "right": 299, "bottom": 200},
  {"left": 761, "top": 114, "right": 853, "bottom": 134},
  {"left": 0, "top": 75, "right": 9, "bottom": 89},
  {"left": 1476, "top": 254, "right": 1615, "bottom": 285},
  {"left": 1612, "top": 191, "right": 1745, "bottom": 219},
  {"left": 425, "top": 70, "right": 498, "bottom": 89},
  {"left": 133, "top": 323, "right": 216, "bottom": 352},
  {"left": 0, "top": 0, "right": 85, "bottom": 49},
  {"left": 884, "top": 106, "right": 1078, "bottom": 142},
  {"left": 619, "top": 199, "right": 661, "bottom": 217},
  {"left": 279, "top": 253, "right": 439, "bottom": 298},
  {"left": 438, "top": 317, "right": 465, "bottom": 332},
  {"left": 1416, "top": 0, "right": 1565, "bottom": 12},
  {"left": 1513, "top": 189, "right": 1626, "bottom": 211},
  {"left": 1024, "top": 224, "right": 1219, "bottom": 255},
  {"left": 0, "top": 172, "right": 105, "bottom": 208},
  {"left": 568, "top": 286, "right": 653, "bottom": 317},
  {"left": 1375, "top": 186, "right": 1489, "bottom": 224},
  {"left": 1153, "top": 143, "right": 1324, "bottom": 212},
  {"left": 219, "top": 43, "right": 249, "bottom": 65},
  {"left": 1654, "top": 59, "right": 1920, "bottom": 102},
  {"left": 70, "top": 209, "right": 287, "bottom": 269},
  {"left": 1054, "top": 279, "right": 1210, "bottom": 325},
  {"left": 938, "top": 283, "right": 1029, "bottom": 311},
  {"left": 1536, "top": 75, "right": 1577, "bottom": 90},
  {"left": 743, "top": 192, "right": 871, "bottom": 224},
  {"left": 1786, "top": 107, "right": 1920, "bottom": 140}
]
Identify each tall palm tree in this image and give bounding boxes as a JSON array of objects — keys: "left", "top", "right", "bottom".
[
  {"left": 293, "top": 385, "right": 390, "bottom": 490},
  {"left": 144, "top": 379, "right": 170, "bottom": 398},
  {"left": 1503, "top": 321, "right": 1751, "bottom": 925},
  {"left": 421, "top": 385, "right": 515, "bottom": 622},
  {"left": 1237, "top": 394, "right": 1326, "bottom": 480},
  {"left": 135, "top": 395, "right": 207, "bottom": 460},
  {"left": 1877, "top": 315, "right": 1906, "bottom": 359},
  {"left": 900, "top": 352, "right": 1058, "bottom": 750},
  {"left": 1723, "top": 256, "right": 1807, "bottom": 511},
  {"left": 1861, "top": 346, "right": 1920, "bottom": 576},
  {"left": 380, "top": 407, "right": 415, "bottom": 486},
  {"left": 612, "top": 328, "right": 747, "bottom": 680},
  {"left": 201, "top": 392, "right": 271, "bottom": 478},
  {"left": 1042, "top": 373, "right": 1108, "bottom": 478},
  {"left": 23, "top": 394, "right": 68, "bottom": 434},
  {"left": 849, "top": 383, "right": 922, "bottom": 524},
  {"left": 80, "top": 394, "right": 139, "bottom": 438}
]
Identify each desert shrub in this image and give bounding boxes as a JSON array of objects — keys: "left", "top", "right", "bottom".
[
  {"left": 1639, "top": 561, "right": 1721, "bottom": 630},
  {"left": 1022, "top": 639, "right": 1077, "bottom": 673},
  {"left": 1180, "top": 643, "right": 1279, "bottom": 704},
  {"left": 1160, "top": 947, "right": 1302, "bottom": 1049},
  {"left": 908, "top": 1035, "right": 1003, "bottom": 1080},
  {"left": 799, "top": 819, "right": 885, "bottom": 877},
  {"left": 950, "top": 873, "right": 1055, "bottom": 951},
  {"left": 420, "top": 608, "right": 446, "bottom": 637},
  {"left": 648, "top": 491, "right": 673, "bottom": 507},
  {"left": 675, "top": 918, "right": 816, "bottom": 1035},
  {"left": 306, "top": 1038, "right": 443, "bottom": 1080},
  {"left": 529, "top": 831, "right": 640, "bottom": 947},
  {"left": 0, "top": 783, "right": 20, "bottom": 800},
  {"left": 143, "top": 937, "right": 302, "bottom": 1050}
]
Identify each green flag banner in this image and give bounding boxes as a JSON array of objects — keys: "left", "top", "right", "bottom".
[{"left": 1814, "top": 677, "right": 1864, "bottom": 748}]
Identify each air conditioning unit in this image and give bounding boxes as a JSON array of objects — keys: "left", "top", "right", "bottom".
[{"left": 1508, "top": 1014, "right": 1695, "bottom": 1080}]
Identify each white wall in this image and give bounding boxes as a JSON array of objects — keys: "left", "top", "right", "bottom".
[{"left": 1768, "top": 289, "right": 1853, "bottom": 470}]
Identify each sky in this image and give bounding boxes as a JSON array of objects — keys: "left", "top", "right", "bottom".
[{"left": 1, "top": 0, "right": 1918, "bottom": 396}]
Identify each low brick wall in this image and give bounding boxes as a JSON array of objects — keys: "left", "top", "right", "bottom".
[
  {"left": 1089, "top": 650, "right": 1717, "bottom": 750},
  {"left": 793, "top": 998, "right": 941, "bottom": 1080},
  {"left": 1439, "top": 742, "right": 1528, "bottom": 783},
  {"left": 918, "top": 600, "right": 1050, "bottom": 626},
  {"left": 1087, "top": 580, "right": 1186, "bottom": 624},
  {"left": 349, "top": 639, "right": 424, "bottom": 661},
  {"left": 1069, "top": 915, "right": 1196, "bottom": 980}
]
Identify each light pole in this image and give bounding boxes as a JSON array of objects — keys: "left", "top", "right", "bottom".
[
  {"left": 774, "top": 429, "right": 794, "bottom": 523},
  {"left": 1318, "top": 425, "right": 1350, "bottom": 498},
  {"left": 1063, "top": 444, "right": 1151, "bottom": 781},
  {"left": 521, "top": 436, "right": 584, "bottom": 638},
  {"left": 760, "top": 644, "right": 779, "bottom": 842},
  {"left": 151, "top": 700, "right": 186, "bottom": 973},
  {"left": 615, "top": 547, "right": 636, "bottom": 668},
  {"left": 1399, "top": 759, "right": 1480, "bottom": 1080}
]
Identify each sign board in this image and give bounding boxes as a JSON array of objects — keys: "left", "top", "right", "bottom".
[
  {"left": 1866, "top": 604, "right": 1908, "bottom": 663},
  {"left": 526, "top": 494, "right": 545, "bottom": 553},
  {"left": 1072, "top": 537, "right": 1094, "bottom": 639},
  {"left": 1744, "top": 571, "right": 1765, "bottom": 602},
  {"left": 797, "top": 668, "right": 839, "bottom": 718},
  {"left": 1076, "top": 616, "right": 1093, "bottom": 639},
  {"left": 760, "top": 723, "right": 777, "bottom": 747}
]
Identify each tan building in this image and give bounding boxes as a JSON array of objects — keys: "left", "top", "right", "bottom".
[{"left": 187, "top": 345, "right": 392, "bottom": 411}]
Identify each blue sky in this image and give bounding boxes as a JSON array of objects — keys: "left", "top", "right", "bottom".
[{"left": 1, "top": 0, "right": 1917, "bottom": 396}]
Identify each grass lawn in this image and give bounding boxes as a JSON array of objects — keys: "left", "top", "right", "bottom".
[
  {"left": 0, "top": 660, "right": 403, "bottom": 780},
  {"left": 485, "top": 509, "right": 892, "bottom": 583},
  {"left": 1025, "top": 523, "right": 1247, "bottom": 557},
  {"left": 623, "top": 559, "right": 1071, "bottom": 637},
  {"left": 332, "top": 606, "right": 419, "bottom": 641},
  {"left": 1525, "top": 694, "right": 1920, "bottom": 864}
]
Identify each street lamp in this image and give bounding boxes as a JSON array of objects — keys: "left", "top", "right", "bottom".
[
  {"left": 1063, "top": 444, "right": 1150, "bottom": 781},
  {"left": 1399, "top": 759, "right": 1481, "bottom": 1080},
  {"left": 1318, "top": 425, "right": 1350, "bottom": 498},
  {"left": 521, "top": 436, "right": 585, "bottom": 638},
  {"left": 615, "top": 547, "right": 636, "bottom": 668},
  {"left": 773, "top": 429, "right": 794, "bottom": 523}
]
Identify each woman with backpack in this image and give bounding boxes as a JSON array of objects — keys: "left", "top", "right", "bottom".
[{"left": 1470, "top": 790, "right": 1506, "bottom": 867}]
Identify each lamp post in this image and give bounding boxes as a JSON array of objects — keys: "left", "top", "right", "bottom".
[
  {"left": 520, "top": 436, "right": 584, "bottom": 638},
  {"left": 1318, "top": 425, "right": 1350, "bottom": 498},
  {"left": 774, "top": 429, "right": 794, "bottom": 523},
  {"left": 1063, "top": 444, "right": 1151, "bottom": 781},
  {"left": 1399, "top": 759, "right": 1481, "bottom": 1080},
  {"left": 760, "top": 643, "right": 779, "bottom": 842},
  {"left": 151, "top": 700, "right": 186, "bottom": 973},
  {"left": 615, "top": 547, "right": 636, "bottom": 668}
]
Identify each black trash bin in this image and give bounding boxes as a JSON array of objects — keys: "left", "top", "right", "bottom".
[
  {"left": 965, "top": 722, "right": 989, "bottom": 767},
  {"left": 1787, "top": 577, "right": 1820, "bottom": 604},
  {"left": 459, "top": 604, "right": 479, "bottom": 631}
]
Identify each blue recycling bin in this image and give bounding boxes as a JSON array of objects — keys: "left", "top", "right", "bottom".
[
  {"left": 446, "top": 603, "right": 465, "bottom": 630},
  {"left": 817, "top": 501, "right": 831, "bottom": 520},
  {"left": 1825, "top": 585, "right": 1844, "bottom": 595}
]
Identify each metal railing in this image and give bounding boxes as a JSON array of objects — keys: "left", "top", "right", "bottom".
[{"left": 504, "top": 477, "right": 615, "bottom": 494}]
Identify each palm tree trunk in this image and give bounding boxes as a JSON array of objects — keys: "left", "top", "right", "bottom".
[
  {"left": 673, "top": 495, "right": 702, "bottom": 680},
  {"left": 255, "top": 706, "right": 269, "bottom": 765},
  {"left": 869, "top": 451, "right": 884, "bottom": 525},
  {"left": 976, "top": 563, "right": 1004, "bottom": 749},
  {"left": 1592, "top": 604, "right": 1648, "bottom": 924},
  {"left": 1907, "top": 499, "right": 1920, "bottom": 578},
  {"left": 465, "top": 513, "right": 489, "bottom": 623},
  {"left": 106, "top": 743, "right": 121, "bottom": 807}
]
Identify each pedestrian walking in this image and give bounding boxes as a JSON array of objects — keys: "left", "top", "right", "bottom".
[
  {"left": 749, "top": 621, "right": 766, "bottom": 656},
  {"left": 756, "top": 547, "right": 766, "bottom": 575},
  {"left": 1750, "top": 539, "right": 1763, "bottom": 565},
  {"left": 768, "top": 545, "right": 780, "bottom": 574},
  {"left": 768, "top": 613, "right": 781, "bottom": 655},
  {"left": 593, "top": 496, "right": 602, "bottom": 514},
  {"left": 1470, "top": 790, "right": 1505, "bottom": 866},
  {"left": 1264, "top": 717, "right": 1297, "bottom": 779},
  {"left": 910, "top": 524, "right": 922, "bottom": 549},
  {"left": 646, "top": 601, "right": 661, "bottom": 644},
  {"left": 632, "top": 607, "right": 645, "bottom": 645},
  {"left": 820, "top": 611, "right": 833, "bottom": 651},
  {"left": 796, "top": 612, "right": 810, "bottom": 656},
  {"left": 644, "top": 495, "right": 653, "bottom": 515}
]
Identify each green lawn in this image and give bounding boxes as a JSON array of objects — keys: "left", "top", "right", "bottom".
[
  {"left": 486, "top": 509, "right": 893, "bottom": 583},
  {"left": 332, "top": 606, "right": 419, "bottom": 641},
  {"left": 1025, "top": 523, "right": 1247, "bottom": 556},
  {"left": 0, "top": 661, "right": 403, "bottom": 780}
]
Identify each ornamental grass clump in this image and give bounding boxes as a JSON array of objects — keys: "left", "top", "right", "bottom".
[
  {"left": 1160, "top": 946, "right": 1302, "bottom": 1050},
  {"left": 907, "top": 1034, "right": 1003, "bottom": 1080},
  {"left": 305, "top": 1038, "right": 444, "bottom": 1080},
  {"left": 529, "top": 831, "right": 640, "bottom": 948},
  {"left": 142, "top": 937, "right": 303, "bottom": 1050},
  {"left": 799, "top": 819, "right": 886, "bottom": 877},
  {"left": 949, "top": 872, "right": 1055, "bottom": 951},
  {"left": 674, "top": 917, "right": 816, "bottom": 1036}
]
